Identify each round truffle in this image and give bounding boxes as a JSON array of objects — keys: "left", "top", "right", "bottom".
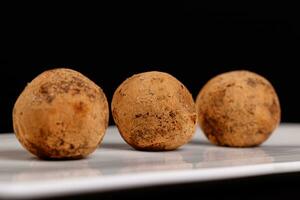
[
  {"left": 196, "top": 70, "right": 281, "bottom": 147},
  {"left": 111, "top": 71, "right": 197, "bottom": 151},
  {"left": 13, "top": 68, "right": 109, "bottom": 159}
]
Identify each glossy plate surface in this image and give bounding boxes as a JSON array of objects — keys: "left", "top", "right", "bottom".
[{"left": 1, "top": 124, "right": 300, "bottom": 199}]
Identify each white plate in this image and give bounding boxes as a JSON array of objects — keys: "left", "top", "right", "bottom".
[{"left": 1, "top": 124, "right": 300, "bottom": 199}]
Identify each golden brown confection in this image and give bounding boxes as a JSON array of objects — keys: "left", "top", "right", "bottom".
[
  {"left": 13, "top": 68, "right": 109, "bottom": 159},
  {"left": 196, "top": 70, "right": 281, "bottom": 147},
  {"left": 111, "top": 71, "right": 197, "bottom": 151}
]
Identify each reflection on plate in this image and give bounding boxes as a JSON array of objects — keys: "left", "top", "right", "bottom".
[{"left": 1, "top": 124, "right": 300, "bottom": 199}]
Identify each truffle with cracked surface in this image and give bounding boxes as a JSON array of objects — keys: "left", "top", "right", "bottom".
[{"left": 111, "top": 71, "right": 197, "bottom": 151}]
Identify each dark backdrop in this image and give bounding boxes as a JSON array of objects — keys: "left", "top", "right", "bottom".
[{"left": 0, "top": 3, "right": 299, "bottom": 133}]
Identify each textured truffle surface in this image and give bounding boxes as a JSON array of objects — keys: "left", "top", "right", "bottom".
[
  {"left": 196, "top": 70, "right": 281, "bottom": 147},
  {"left": 13, "top": 68, "right": 109, "bottom": 159},
  {"left": 111, "top": 71, "right": 197, "bottom": 151}
]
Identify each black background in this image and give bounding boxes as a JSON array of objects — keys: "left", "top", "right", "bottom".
[{"left": 0, "top": 3, "right": 299, "bottom": 133}]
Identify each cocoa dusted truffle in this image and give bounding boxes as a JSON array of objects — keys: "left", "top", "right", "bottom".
[
  {"left": 13, "top": 68, "right": 109, "bottom": 159},
  {"left": 112, "top": 71, "right": 197, "bottom": 151},
  {"left": 196, "top": 70, "right": 280, "bottom": 147}
]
